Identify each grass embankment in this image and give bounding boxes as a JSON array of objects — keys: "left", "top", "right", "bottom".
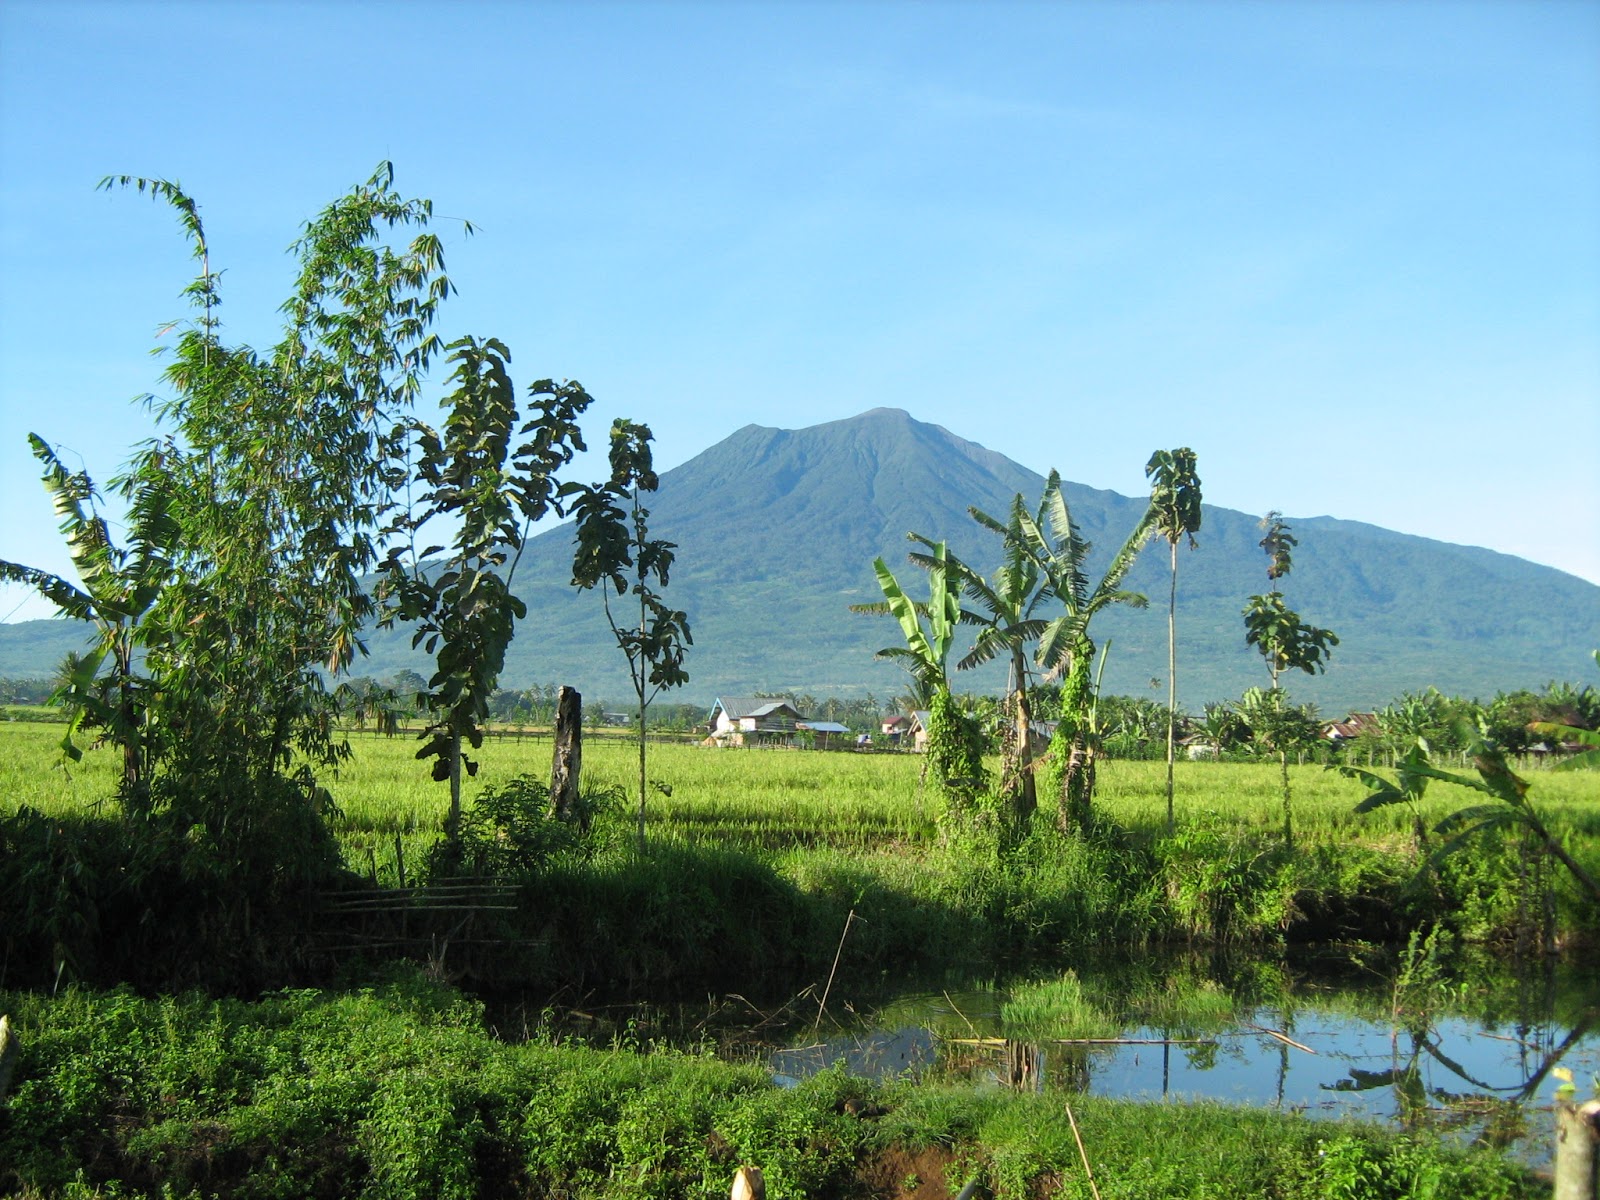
[{"left": 0, "top": 979, "right": 1542, "bottom": 1200}]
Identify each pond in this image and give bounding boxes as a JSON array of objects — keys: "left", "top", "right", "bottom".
[{"left": 513, "top": 942, "right": 1598, "bottom": 1169}]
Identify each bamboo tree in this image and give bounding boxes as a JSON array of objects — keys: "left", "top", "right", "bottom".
[{"left": 1146, "top": 448, "right": 1202, "bottom": 834}]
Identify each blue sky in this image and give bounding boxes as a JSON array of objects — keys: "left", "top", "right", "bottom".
[{"left": 3, "top": 0, "right": 1597, "bottom": 626}]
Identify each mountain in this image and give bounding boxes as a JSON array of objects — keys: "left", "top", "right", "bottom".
[{"left": 4, "top": 408, "right": 1597, "bottom": 714}]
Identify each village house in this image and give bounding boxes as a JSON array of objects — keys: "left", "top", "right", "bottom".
[
  {"left": 1322, "top": 712, "right": 1380, "bottom": 744},
  {"left": 706, "top": 697, "right": 805, "bottom": 747},
  {"left": 705, "top": 697, "right": 855, "bottom": 749}
]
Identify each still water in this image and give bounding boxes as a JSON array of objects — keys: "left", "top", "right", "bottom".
[
  {"left": 528, "top": 947, "right": 1597, "bottom": 1168},
  {"left": 761, "top": 949, "right": 1598, "bottom": 1167}
]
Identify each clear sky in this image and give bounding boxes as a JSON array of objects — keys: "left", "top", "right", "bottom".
[{"left": 3, "top": 0, "right": 1597, "bottom": 626}]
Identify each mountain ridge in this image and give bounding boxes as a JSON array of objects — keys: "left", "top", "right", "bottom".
[{"left": 3, "top": 408, "right": 1596, "bottom": 713}]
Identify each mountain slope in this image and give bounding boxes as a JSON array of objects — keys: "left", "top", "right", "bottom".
[{"left": 4, "top": 408, "right": 1596, "bottom": 714}]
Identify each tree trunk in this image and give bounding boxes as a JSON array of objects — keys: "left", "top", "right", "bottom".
[
  {"left": 446, "top": 731, "right": 462, "bottom": 844},
  {"left": 1165, "top": 541, "right": 1178, "bottom": 834},
  {"left": 1011, "top": 666, "right": 1037, "bottom": 826},
  {"left": 1279, "top": 748, "right": 1293, "bottom": 850},
  {"left": 549, "top": 686, "right": 584, "bottom": 828}
]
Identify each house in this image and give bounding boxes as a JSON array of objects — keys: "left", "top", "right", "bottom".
[
  {"left": 1322, "top": 712, "right": 1380, "bottom": 743},
  {"left": 707, "top": 697, "right": 808, "bottom": 747},
  {"left": 880, "top": 714, "right": 912, "bottom": 744},
  {"left": 798, "top": 720, "right": 851, "bottom": 750},
  {"left": 905, "top": 710, "right": 934, "bottom": 752}
]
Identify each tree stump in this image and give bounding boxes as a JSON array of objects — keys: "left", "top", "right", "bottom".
[
  {"left": 550, "top": 686, "right": 584, "bottom": 827},
  {"left": 731, "top": 1165, "right": 765, "bottom": 1200},
  {"left": 0, "top": 1014, "right": 17, "bottom": 1103},
  {"left": 1555, "top": 1098, "right": 1600, "bottom": 1200}
]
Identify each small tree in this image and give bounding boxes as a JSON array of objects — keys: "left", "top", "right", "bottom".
[
  {"left": 379, "top": 336, "right": 592, "bottom": 847},
  {"left": 570, "top": 420, "right": 692, "bottom": 851},
  {"left": 1242, "top": 513, "right": 1338, "bottom": 847}
]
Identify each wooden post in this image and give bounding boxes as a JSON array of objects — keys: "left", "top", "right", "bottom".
[
  {"left": 731, "top": 1165, "right": 764, "bottom": 1200},
  {"left": 1555, "top": 1099, "right": 1600, "bottom": 1200},
  {"left": 550, "top": 686, "right": 584, "bottom": 828},
  {"left": 0, "top": 1014, "right": 18, "bottom": 1103}
]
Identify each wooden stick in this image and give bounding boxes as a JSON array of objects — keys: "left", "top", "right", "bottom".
[{"left": 1243, "top": 1022, "right": 1315, "bottom": 1054}]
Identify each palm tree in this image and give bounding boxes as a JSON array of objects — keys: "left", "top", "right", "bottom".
[{"left": 1146, "top": 448, "right": 1202, "bottom": 834}]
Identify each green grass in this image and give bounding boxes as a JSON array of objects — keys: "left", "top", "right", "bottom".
[
  {"left": 5, "top": 721, "right": 1592, "bottom": 856},
  {"left": 4, "top": 720, "right": 1596, "bottom": 978}
]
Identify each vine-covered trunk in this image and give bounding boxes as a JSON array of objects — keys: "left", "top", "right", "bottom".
[
  {"left": 1058, "top": 734, "right": 1097, "bottom": 836},
  {"left": 1008, "top": 665, "right": 1037, "bottom": 827}
]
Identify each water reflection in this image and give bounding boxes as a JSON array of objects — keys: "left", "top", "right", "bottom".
[
  {"left": 493, "top": 948, "right": 1596, "bottom": 1168},
  {"left": 755, "top": 950, "right": 1599, "bottom": 1167}
]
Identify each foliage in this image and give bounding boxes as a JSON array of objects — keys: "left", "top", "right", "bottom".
[
  {"left": 1346, "top": 732, "right": 1600, "bottom": 911},
  {"left": 0, "top": 437, "right": 175, "bottom": 795},
  {"left": 570, "top": 420, "right": 693, "bottom": 850},
  {"left": 425, "top": 773, "right": 620, "bottom": 879},
  {"left": 2, "top": 982, "right": 1538, "bottom": 1200},
  {"left": 852, "top": 540, "right": 962, "bottom": 702},
  {"left": 378, "top": 335, "right": 591, "bottom": 840}
]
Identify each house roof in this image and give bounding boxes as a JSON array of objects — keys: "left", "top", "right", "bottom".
[
  {"left": 710, "top": 696, "right": 807, "bottom": 721},
  {"left": 1323, "top": 712, "right": 1380, "bottom": 740},
  {"left": 801, "top": 721, "right": 850, "bottom": 734}
]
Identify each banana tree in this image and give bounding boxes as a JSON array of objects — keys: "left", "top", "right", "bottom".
[
  {"left": 1347, "top": 732, "right": 1600, "bottom": 909},
  {"left": 926, "top": 508, "right": 1049, "bottom": 827},
  {"left": 852, "top": 541, "right": 986, "bottom": 806},
  {"left": 0, "top": 435, "right": 175, "bottom": 796},
  {"left": 1008, "top": 471, "right": 1156, "bottom": 835},
  {"left": 1146, "top": 448, "right": 1202, "bottom": 833}
]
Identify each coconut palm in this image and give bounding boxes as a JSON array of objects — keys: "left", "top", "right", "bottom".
[{"left": 1146, "top": 448, "right": 1202, "bottom": 833}]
